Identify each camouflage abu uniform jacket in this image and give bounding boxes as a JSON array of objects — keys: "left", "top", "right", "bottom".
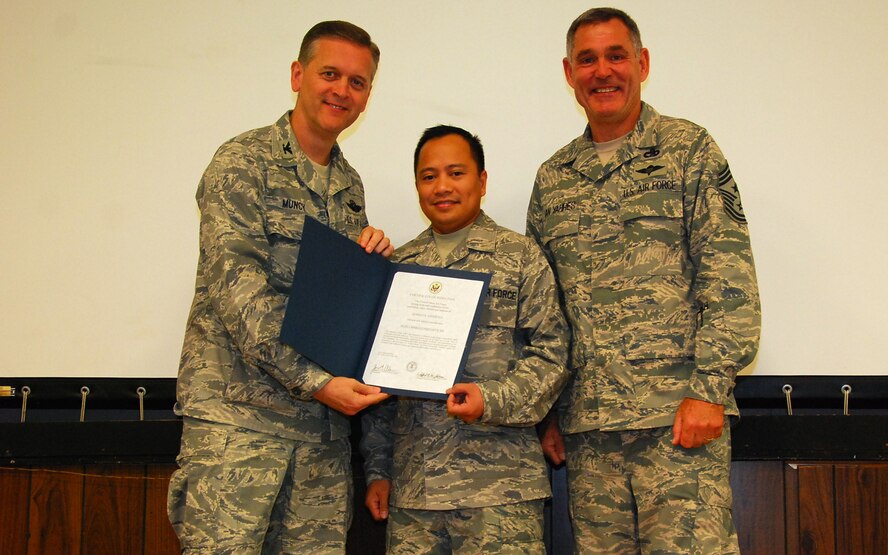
[
  {"left": 361, "top": 212, "right": 570, "bottom": 509},
  {"left": 527, "top": 103, "right": 761, "bottom": 434},
  {"left": 176, "top": 112, "right": 369, "bottom": 442}
]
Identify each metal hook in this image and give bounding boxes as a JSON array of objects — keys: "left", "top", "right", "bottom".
[
  {"left": 21, "top": 386, "right": 31, "bottom": 423},
  {"left": 137, "top": 387, "right": 146, "bottom": 421},
  {"left": 841, "top": 384, "right": 851, "bottom": 416},
  {"left": 782, "top": 384, "right": 793, "bottom": 416},
  {"left": 80, "top": 386, "right": 90, "bottom": 422}
]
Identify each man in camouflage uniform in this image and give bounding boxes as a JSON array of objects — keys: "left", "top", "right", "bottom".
[
  {"left": 361, "top": 126, "right": 570, "bottom": 554},
  {"left": 168, "top": 21, "right": 394, "bottom": 554},
  {"left": 527, "top": 8, "right": 761, "bottom": 554}
]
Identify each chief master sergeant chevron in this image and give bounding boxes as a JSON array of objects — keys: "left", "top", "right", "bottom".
[
  {"left": 526, "top": 8, "right": 761, "bottom": 553},
  {"left": 167, "top": 20, "right": 394, "bottom": 554}
]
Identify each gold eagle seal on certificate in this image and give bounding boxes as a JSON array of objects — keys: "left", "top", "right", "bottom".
[{"left": 429, "top": 281, "right": 443, "bottom": 294}]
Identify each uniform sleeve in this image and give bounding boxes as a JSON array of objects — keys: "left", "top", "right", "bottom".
[
  {"left": 197, "top": 144, "right": 332, "bottom": 400},
  {"left": 477, "top": 243, "right": 571, "bottom": 426},
  {"left": 360, "top": 399, "right": 396, "bottom": 484},
  {"left": 525, "top": 172, "right": 573, "bottom": 424},
  {"left": 684, "top": 135, "right": 762, "bottom": 405},
  {"left": 525, "top": 174, "right": 549, "bottom": 263}
]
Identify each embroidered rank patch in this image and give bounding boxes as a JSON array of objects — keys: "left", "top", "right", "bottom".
[{"left": 717, "top": 165, "right": 747, "bottom": 224}]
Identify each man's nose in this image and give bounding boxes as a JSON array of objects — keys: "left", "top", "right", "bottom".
[
  {"left": 593, "top": 58, "right": 613, "bottom": 77},
  {"left": 331, "top": 77, "right": 348, "bottom": 97}
]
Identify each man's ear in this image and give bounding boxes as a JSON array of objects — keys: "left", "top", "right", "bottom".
[
  {"left": 562, "top": 57, "right": 575, "bottom": 90},
  {"left": 290, "top": 60, "right": 303, "bottom": 93}
]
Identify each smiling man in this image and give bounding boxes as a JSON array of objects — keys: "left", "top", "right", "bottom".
[
  {"left": 168, "top": 21, "right": 393, "bottom": 555},
  {"left": 527, "top": 7, "right": 761, "bottom": 554},
  {"left": 361, "top": 125, "right": 569, "bottom": 554}
]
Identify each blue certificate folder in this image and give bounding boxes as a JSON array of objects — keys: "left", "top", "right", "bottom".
[{"left": 280, "top": 216, "right": 491, "bottom": 400}]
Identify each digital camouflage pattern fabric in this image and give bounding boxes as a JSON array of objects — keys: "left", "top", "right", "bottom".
[
  {"left": 168, "top": 419, "right": 353, "bottom": 554},
  {"left": 527, "top": 103, "right": 761, "bottom": 434},
  {"left": 386, "top": 500, "right": 546, "bottom": 555},
  {"left": 564, "top": 425, "right": 739, "bottom": 554},
  {"left": 176, "top": 111, "right": 369, "bottom": 441},
  {"left": 170, "top": 111, "right": 370, "bottom": 553},
  {"left": 361, "top": 212, "right": 570, "bottom": 510}
]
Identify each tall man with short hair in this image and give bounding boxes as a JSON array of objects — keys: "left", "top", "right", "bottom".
[
  {"left": 362, "top": 125, "right": 570, "bottom": 554},
  {"left": 527, "top": 8, "right": 761, "bottom": 553},
  {"left": 169, "top": 20, "right": 392, "bottom": 554}
]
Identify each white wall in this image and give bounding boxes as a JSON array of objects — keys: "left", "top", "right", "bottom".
[{"left": 2, "top": 0, "right": 886, "bottom": 378}]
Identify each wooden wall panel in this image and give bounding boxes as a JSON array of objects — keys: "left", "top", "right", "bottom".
[
  {"left": 2, "top": 461, "right": 884, "bottom": 555},
  {"left": 28, "top": 467, "right": 84, "bottom": 555},
  {"left": 0, "top": 467, "right": 31, "bottom": 555},
  {"left": 835, "top": 464, "right": 888, "bottom": 555},
  {"left": 145, "top": 464, "right": 181, "bottom": 555},
  {"left": 796, "top": 464, "right": 836, "bottom": 555},
  {"left": 81, "top": 465, "right": 146, "bottom": 555},
  {"left": 732, "top": 460, "right": 786, "bottom": 555},
  {"left": 785, "top": 463, "right": 801, "bottom": 555}
]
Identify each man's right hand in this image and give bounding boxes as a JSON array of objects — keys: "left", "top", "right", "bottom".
[
  {"left": 312, "top": 377, "right": 389, "bottom": 415},
  {"left": 365, "top": 479, "right": 391, "bottom": 521},
  {"left": 540, "top": 417, "right": 566, "bottom": 465}
]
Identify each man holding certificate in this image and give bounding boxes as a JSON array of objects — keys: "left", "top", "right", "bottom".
[
  {"left": 169, "top": 21, "right": 392, "bottom": 554},
  {"left": 361, "top": 126, "right": 570, "bottom": 553}
]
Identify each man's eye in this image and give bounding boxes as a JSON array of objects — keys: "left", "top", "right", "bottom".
[
  {"left": 580, "top": 57, "right": 596, "bottom": 65},
  {"left": 609, "top": 54, "right": 626, "bottom": 62},
  {"left": 322, "top": 71, "right": 337, "bottom": 79},
  {"left": 350, "top": 78, "right": 366, "bottom": 90}
]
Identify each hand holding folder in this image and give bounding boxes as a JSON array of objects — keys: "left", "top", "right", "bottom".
[{"left": 281, "top": 216, "right": 490, "bottom": 400}]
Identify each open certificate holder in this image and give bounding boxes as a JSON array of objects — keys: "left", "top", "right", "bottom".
[{"left": 280, "top": 216, "right": 491, "bottom": 400}]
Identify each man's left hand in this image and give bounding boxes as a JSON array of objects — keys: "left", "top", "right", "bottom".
[
  {"left": 446, "top": 382, "right": 484, "bottom": 423},
  {"left": 671, "top": 397, "right": 725, "bottom": 449},
  {"left": 358, "top": 226, "right": 394, "bottom": 257}
]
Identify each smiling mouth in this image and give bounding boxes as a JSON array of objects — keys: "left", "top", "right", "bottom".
[
  {"left": 325, "top": 101, "right": 348, "bottom": 111},
  {"left": 593, "top": 87, "right": 619, "bottom": 93},
  {"left": 433, "top": 200, "right": 459, "bottom": 207}
]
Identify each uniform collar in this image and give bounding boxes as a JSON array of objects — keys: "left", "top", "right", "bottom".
[
  {"left": 270, "top": 111, "right": 351, "bottom": 197},
  {"left": 399, "top": 210, "right": 498, "bottom": 266},
  {"left": 554, "top": 102, "right": 662, "bottom": 181}
]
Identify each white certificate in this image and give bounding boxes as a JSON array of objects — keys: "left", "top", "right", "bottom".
[{"left": 362, "top": 271, "right": 486, "bottom": 397}]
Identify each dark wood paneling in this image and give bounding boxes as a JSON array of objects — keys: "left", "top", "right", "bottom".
[
  {"left": 81, "top": 465, "right": 146, "bottom": 555},
  {"left": 796, "top": 464, "right": 836, "bottom": 555},
  {"left": 785, "top": 463, "right": 800, "bottom": 555},
  {"left": 145, "top": 464, "right": 181, "bottom": 555},
  {"left": 732, "top": 460, "right": 785, "bottom": 555},
  {"left": 0, "top": 467, "right": 31, "bottom": 555},
  {"left": 28, "top": 466, "right": 84, "bottom": 555},
  {"left": 3, "top": 461, "right": 885, "bottom": 555},
  {"left": 835, "top": 464, "right": 888, "bottom": 555}
]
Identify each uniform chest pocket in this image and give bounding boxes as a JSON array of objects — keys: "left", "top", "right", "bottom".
[
  {"left": 541, "top": 214, "right": 581, "bottom": 289},
  {"left": 264, "top": 196, "right": 306, "bottom": 244},
  {"left": 618, "top": 191, "right": 685, "bottom": 276},
  {"left": 263, "top": 197, "right": 307, "bottom": 289},
  {"left": 465, "top": 297, "right": 518, "bottom": 381}
]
